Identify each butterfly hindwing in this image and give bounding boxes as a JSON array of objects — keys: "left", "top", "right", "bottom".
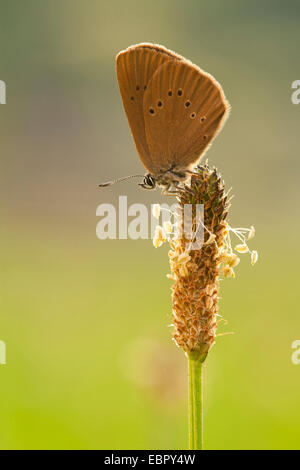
[{"left": 143, "top": 58, "right": 230, "bottom": 174}]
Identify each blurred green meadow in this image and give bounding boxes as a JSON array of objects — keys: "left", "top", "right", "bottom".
[{"left": 0, "top": 0, "right": 300, "bottom": 449}]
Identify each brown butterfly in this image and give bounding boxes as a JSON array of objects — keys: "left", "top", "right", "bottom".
[{"left": 100, "top": 43, "right": 230, "bottom": 194}]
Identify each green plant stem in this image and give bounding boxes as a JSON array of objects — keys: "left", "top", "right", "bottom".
[{"left": 188, "top": 356, "right": 203, "bottom": 450}]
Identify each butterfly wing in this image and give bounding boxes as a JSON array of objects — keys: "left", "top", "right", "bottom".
[
  {"left": 143, "top": 59, "right": 230, "bottom": 175},
  {"left": 116, "top": 44, "right": 182, "bottom": 173}
]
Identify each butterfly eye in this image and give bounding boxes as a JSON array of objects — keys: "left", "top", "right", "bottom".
[
  {"left": 190, "top": 112, "right": 196, "bottom": 119},
  {"left": 149, "top": 107, "right": 155, "bottom": 115},
  {"left": 157, "top": 100, "right": 163, "bottom": 108},
  {"left": 168, "top": 90, "right": 172, "bottom": 96},
  {"left": 177, "top": 89, "right": 183, "bottom": 96},
  {"left": 185, "top": 101, "right": 191, "bottom": 108}
]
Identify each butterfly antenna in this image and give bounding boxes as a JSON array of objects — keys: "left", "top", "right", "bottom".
[
  {"left": 185, "top": 169, "right": 202, "bottom": 179},
  {"left": 98, "top": 174, "right": 144, "bottom": 187}
]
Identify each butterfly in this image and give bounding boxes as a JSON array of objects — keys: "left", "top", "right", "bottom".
[{"left": 99, "top": 43, "right": 230, "bottom": 194}]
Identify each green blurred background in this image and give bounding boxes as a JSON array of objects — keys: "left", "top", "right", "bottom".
[{"left": 0, "top": 0, "right": 300, "bottom": 450}]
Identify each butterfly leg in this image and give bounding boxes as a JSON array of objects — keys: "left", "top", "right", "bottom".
[
  {"left": 165, "top": 170, "right": 200, "bottom": 192},
  {"left": 161, "top": 189, "right": 180, "bottom": 196},
  {"left": 161, "top": 182, "right": 189, "bottom": 196},
  {"left": 168, "top": 183, "right": 194, "bottom": 196},
  {"left": 185, "top": 169, "right": 202, "bottom": 179}
]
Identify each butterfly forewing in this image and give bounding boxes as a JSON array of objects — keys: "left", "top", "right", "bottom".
[
  {"left": 116, "top": 44, "right": 182, "bottom": 173},
  {"left": 143, "top": 58, "right": 230, "bottom": 174}
]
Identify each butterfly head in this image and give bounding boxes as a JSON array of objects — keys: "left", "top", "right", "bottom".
[{"left": 139, "top": 173, "right": 157, "bottom": 190}]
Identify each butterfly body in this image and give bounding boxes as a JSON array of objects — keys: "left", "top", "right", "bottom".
[
  {"left": 100, "top": 44, "right": 230, "bottom": 193},
  {"left": 139, "top": 167, "right": 190, "bottom": 194}
]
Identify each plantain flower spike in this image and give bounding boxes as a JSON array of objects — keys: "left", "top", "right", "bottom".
[{"left": 164, "top": 164, "right": 257, "bottom": 362}]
